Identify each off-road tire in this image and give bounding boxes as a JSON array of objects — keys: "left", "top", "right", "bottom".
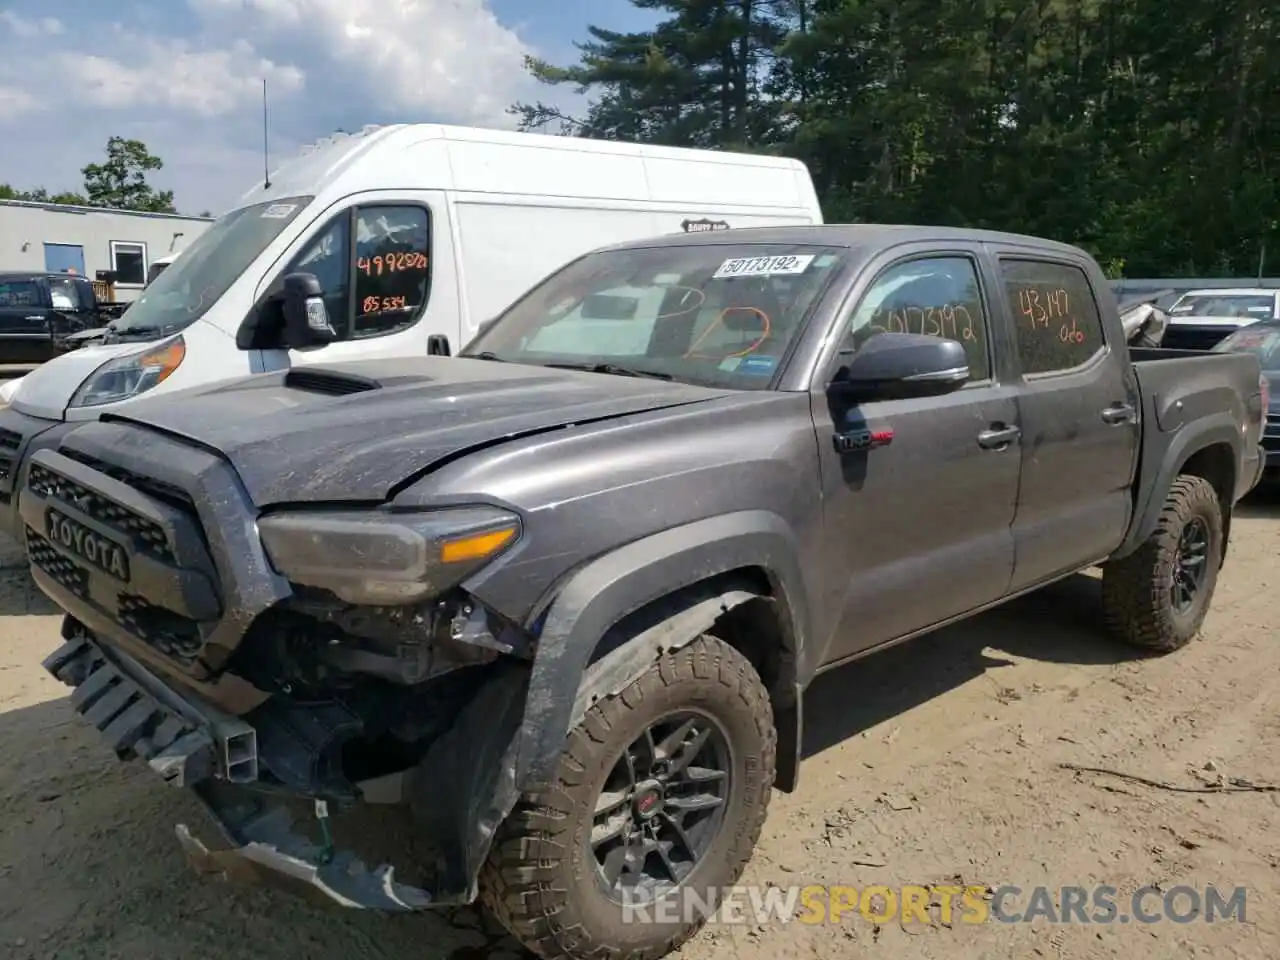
[
  {"left": 1100, "top": 475, "right": 1223, "bottom": 653},
  {"left": 479, "top": 635, "right": 777, "bottom": 960}
]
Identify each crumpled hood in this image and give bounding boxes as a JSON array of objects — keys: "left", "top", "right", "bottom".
[{"left": 104, "top": 356, "right": 731, "bottom": 504}]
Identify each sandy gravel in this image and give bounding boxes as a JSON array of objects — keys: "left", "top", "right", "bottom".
[{"left": 2, "top": 490, "right": 1279, "bottom": 960}]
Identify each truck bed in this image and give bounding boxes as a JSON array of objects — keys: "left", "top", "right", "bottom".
[{"left": 1120, "top": 345, "right": 1265, "bottom": 557}]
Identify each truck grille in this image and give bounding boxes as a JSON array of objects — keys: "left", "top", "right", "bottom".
[
  {"left": 28, "top": 461, "right": 175, "bottom": 563},
  {"left": 27, "top": 530, "right": 90, "bottom": 599},
  {"left": 117, "top": 593, "right": 203, "bottom": 664},
  {"left": 59, "top": 448, "right": 199, "bottom": 518},
  {"left": 22, "top": 448, "right": 222, "bottom": 677}
]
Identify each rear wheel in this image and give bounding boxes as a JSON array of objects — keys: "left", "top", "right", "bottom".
[
  {"left": 479, "top": 635, "right": 776, "bottom": 960},
  {"left": 1101, "top": 475, "right": 1223, "bottom": 653}
]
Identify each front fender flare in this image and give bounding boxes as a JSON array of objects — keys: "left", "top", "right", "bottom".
[{"left": 515, "top": 509, "right": 811, "bottom": 790}]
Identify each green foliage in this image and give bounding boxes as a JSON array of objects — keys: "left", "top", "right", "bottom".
[
  {"left": 82, "top": 137, "right": 176, "bottom": 213},
  {"left": 3, "top": 136, "right": 177, "bottom": 214},
  {"left": 514, "top": 0, "right": 1280, "bottom": 276},
  {"left": 0, "top": 184, "right": 87, "bottom": 205}
]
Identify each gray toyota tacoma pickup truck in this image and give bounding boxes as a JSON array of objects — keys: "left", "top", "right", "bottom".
[{"left": 23, "top": 225, "right": 1267, "bottom": 960}]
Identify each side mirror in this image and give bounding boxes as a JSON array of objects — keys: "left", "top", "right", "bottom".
[
  {"left": 427, "top": 334, "right": 451, "bottom": 356},
  {"left": 828, "top": 332, "right": 969, "bottom": 402},
  {"left": 281, "top": 273, "right": 336, "bottom": 348}
]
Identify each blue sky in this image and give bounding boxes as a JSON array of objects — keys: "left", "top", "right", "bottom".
[{"left": 0, "top": 0, "right": 657, "bottom": 215}]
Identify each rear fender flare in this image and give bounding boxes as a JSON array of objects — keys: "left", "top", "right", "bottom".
[
  {"left": 514, "top": 510, "right": 810, "bottom": 790},
  {"left": 1113, "top": 414, "right": 1241, "bottom": 560}
]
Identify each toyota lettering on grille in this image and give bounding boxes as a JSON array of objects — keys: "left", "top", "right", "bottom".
[{"left": 44, "top": 507, "right": 131, "bottom": 581}]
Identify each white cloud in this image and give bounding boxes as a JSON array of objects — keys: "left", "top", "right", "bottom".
[
  {"left": 0, "top": 0, "right": 580, "bottom": 212},
  {"left": 61, "top": 34, "right": 304, "bottom": 116},
  {"left": 0, "top": 85, "right": 37, "bottom": 120},
  {"left": 187, "top": 0, "right": 534, "bottom": 126},
  {"left": 0, "top": 9, "right": 63, "bottom": 37}
]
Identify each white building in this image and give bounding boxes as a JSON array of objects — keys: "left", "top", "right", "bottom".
[{"left": 0, "top": 199, "right": 213, "bottom": 302}]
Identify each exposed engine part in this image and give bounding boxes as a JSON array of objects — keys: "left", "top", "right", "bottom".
[{"left": 232, "top": 592, "right": 534, "bottom": 698}]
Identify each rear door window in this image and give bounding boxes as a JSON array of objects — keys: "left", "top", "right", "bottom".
[
  {"left": 48, "top": 277, "right": 82, "bottom": 311},
  {"left": 1001, "top": 259, "right": 1106, "bottom": 375}
]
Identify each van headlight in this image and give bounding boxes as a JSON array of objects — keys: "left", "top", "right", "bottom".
[
  {"left": 257, "top": 506, "right": 521, "bottom": 605},
  {"left": 69, "top": 336, "right": 186, "bottom": 407}
]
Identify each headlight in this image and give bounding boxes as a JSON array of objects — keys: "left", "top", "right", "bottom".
[
  {"left": 69, "top": 336, "right": 185, "bottom": 407},
  {"left": 257, "top": 505, "right": 521, "bottom": 605}
]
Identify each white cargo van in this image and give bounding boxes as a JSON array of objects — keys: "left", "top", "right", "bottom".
[
  {"left": 0, "top": 122, "right": 821, "bottom": 539},
  {"left": 2, "top": 123, "right": 821, "bottom": 423}
]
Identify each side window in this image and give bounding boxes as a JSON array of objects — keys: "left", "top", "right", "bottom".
[
  {"left": 845, "top": 256, "right": 990, "bottom": 380},
  {"left": 1001, "top": 259, "right": 1104, "bottom": 375},
  {"left": 286, "top": 213, "right": 352, "bottom": 338},
  {"left": 110, "top": 241, "right": 148, "bottom": 286},
  {"left": 353, "top": 205, "right": 430, "bottom": 338},
  {"left": 0, "top": 280, "right": 41, "bottom": 308}
]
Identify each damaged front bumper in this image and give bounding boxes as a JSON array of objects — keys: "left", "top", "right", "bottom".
[
  {"left": 43, "top": 621, "right": 529, "bottom": 912},
  {"left": 176, "top": 785, "right": 432, "bottom": 911}
]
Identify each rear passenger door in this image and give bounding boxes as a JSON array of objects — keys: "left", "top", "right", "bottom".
[
  {"left": 996, "top": 254, "right": 1141, "bottom": 592},
  {"left": 814, "top": 248, "right": 1022, "bottom": 665}
]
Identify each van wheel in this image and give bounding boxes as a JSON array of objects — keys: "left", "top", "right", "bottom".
[
  {"left": 1101, "top": 475, "right": 1223, "bottom": 653},
  {"left": 478, "top": 635, "right": 776, "bottom": 960}
]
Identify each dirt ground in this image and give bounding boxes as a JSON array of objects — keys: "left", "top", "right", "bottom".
[{"left": 2, "top": 493, "right": 1279, "bottom": 960}]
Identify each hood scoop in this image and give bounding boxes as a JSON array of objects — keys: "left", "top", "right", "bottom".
[{"left": 283, "top": 367, "right": 382, "bottom": 396}]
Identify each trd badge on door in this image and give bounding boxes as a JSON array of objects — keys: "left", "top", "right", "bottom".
[{"left": 833, "top": 427, "right": 894, "bottom": 453}]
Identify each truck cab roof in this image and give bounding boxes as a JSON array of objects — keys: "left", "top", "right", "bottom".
[{"left": 586, "top": 222, "right": 1088, "bottom": 257}]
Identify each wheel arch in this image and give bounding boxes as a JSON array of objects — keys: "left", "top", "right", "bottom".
[
  {"left": 516, "top": 510, "right": 812, "bottom": 794},
  {"left": 1115, "top": 416, "right": 1240, "bottom": 563}
]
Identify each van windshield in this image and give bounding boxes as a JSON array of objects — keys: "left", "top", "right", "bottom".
[
  {"left": 463, "top": 243, "right": 847, "bottom": 389},
  {"left": 110, "top": 197, "right": 312, "bottom": 336}
]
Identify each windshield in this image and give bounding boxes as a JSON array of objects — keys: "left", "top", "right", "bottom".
[
  {"left": 463, "top": 243, "right": 848, "bottom": 388},
  {"left": 1169, "top": 293, "right": 1276, "bottom": 320},
  {"left": 111, "top": 196, "right": 312, "bottom": 334},
  {"left": 1212, "top": 325, "right": 1280, "bottom": 370}
]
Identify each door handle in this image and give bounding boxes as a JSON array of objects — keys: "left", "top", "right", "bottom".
[
  {"left": 24, "top": 316, "right": 44, "bottom": 322},
  {"left": 1101, "top": 403, "right": 1135, "bottom": 425},
  {"left": 977, "top": 424, "right": 1021, "bottom": 450}
]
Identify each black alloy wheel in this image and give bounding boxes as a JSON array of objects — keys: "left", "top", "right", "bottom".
[{"left": 590, "top": 711, "right": 731, "bottom": 901}]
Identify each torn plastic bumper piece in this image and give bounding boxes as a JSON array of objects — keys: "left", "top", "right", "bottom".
[
  {"left": 42, "top": 629, "right": 258, "bottom": 787},
  {"left": 176, "top": 781, "right": 434, "bottom": 911}
]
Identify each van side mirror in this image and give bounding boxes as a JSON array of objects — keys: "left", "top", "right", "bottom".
[
  {"left": 828, "top": 332, "right": 969, "bottom": 403},
  {"left": 281, "top": 273, "right": 336, "bottom": 348},
  {"left": 427, "top": 334, "right": 451, "bottom": 356}
]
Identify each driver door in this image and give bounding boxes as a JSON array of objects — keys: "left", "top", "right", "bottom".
[
  {"left": 256, "top": 191, "right": 458, "bottom": 372},
  {"left": 812, "top": 248, "right": 1022, "bottom": 666}
]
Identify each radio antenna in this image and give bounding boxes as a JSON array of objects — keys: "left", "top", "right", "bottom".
[{"left": 262, "top": 77, "right": 271, "bottom": 189}]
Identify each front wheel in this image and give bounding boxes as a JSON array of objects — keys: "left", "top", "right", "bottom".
[
  {"left": 479, "top": 635, "right": 777, "bottom": 960},
  {"left": 1101, "top": 475, "right": 1224, "bottom": 653}
]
